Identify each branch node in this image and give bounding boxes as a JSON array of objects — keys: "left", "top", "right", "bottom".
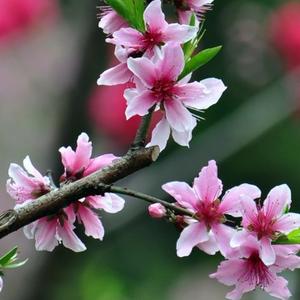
[{"left": 0, "top": 210, "right": 17, "bottom": 230}]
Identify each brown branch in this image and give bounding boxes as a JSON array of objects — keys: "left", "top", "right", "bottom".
[
  {"left": 0, "top": 146, "right": 160, "bottom": 239},
  {"left": 108, "top": 186, "right": 195, "bottom": 218},
  {"left": 132, "top": 106, "right": 155, "bottom": 148}
]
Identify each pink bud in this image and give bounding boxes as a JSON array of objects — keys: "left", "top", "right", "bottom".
[{"left": 148, "top": 203, "right": 166, "bottom": 218}]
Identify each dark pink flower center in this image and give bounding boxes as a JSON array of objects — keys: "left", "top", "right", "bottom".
[
  {"left": 174, "top": 0, "right": 189, "bottom": 10},
  {"left": 142, "top": 30, "right": 163, "bottom": 50},
  {"left": 240, "top": 252, "right": 275, "bottom": 288},
  {"left": 31, "top": 184, "right": 50, "bottom": 198},
  {"left": 249, "top": 210, "right": 276, "bottom": 240},
  {"left": 196, "top": 200, "right": 224, "bottom": 227},
  {"left": 151, "top": 79, "right": 175, "bottom": 102},
  {"left": 60, "top": 167, "right": 85, "bottom": 183}
]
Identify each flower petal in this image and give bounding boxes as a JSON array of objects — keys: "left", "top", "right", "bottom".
[
  {"left": 219, "top": 184, "right": 261, "bottom": 217},
  {"left": 143, "top": 0, "right": 167, "bottom": 32},
  {"left": 193, "top": 160, "right": 223, "bottom": 203},
  {"left": 127, "top": 56, "right": 156, "bottom": 88},
  {"left": 274, "top": 213, "right": 300, "bottom": 234},
  {"left": 59, "top": 146, "right": 75, "bottom": 172},
  {"left": 88, "top": 193, "right": 125, "bottom": 213},
  {"left": 8, "top": 163, "right": 35, "bottom": 188},
  {"left": 212, "top": 224, "right": 238, "bottom": 258},
  {"left": 210, "top": 259, "right": 245, "bottom": 286},
  {"left": 23, "top": 156, "right": 44, "bottom": 182},
  {"left": 164, "top": 98, "right": 196, "bottom": 133},
  {"left": 146, "top": 117, "right": 171, "bottom": 151},
  {"left": 240, "top": 195, "right": 258, "bottom": 227},
  {"left": 162, "top": 181, "right": 199, "bottom": 210},
  {"left": 99, "top": 10, "right": 127, "bottom": 35},
  {"left": 156, "top": 43, "right": 185, "bottom": 80},
  {"left": 226, "top": 282, "right": 256, "bottom": 300},
  {"left": 77, "top": 205, "right": 105, "bottom": 240},
  {"left": 197, "top": 231, "right": 219, "bottom": 255},
  {"left": 73, "top": 133, "right": 92, "bottom": 172},
  {"left": 125, "top": 90, "right": 156, "bottom": 119},
  {"left": 175, "top": 79, "right": 226, "bottom": 110},
  {"left": 264, "top": 275, "right": 291, "bottom": 300},
  {"left": 108, "top": 27, "right": 143, "bottom": 48},
  {"left": 259, "top": 237, "right": 276, "bottom": 266},
  {"left": 230, "top": 230, "right": 250, "bottom": 249},
  {"left": 84, "top": 154, "right": 118, "bottom": 176},
  {"left": 171, "top": 127, "right": 194, "bottom": 147},
  {"left": 97, "top": 63, "right": 132, "bottom": 86},
  {"left": 34, "top": 218, "right": 58, "bottom": 252},
  {"left": 57, "top": 221, "right": 86, "bottom": 252},
  {"left": 163, "top": 23, "right": 197, "bottom": 44},
  {"left": 263, "top": 184, "right": 292, "bottom": 220},
  {"left": 176, "top": 222, "right": 209, "bottom": 257},
  {"left": 23, "top": 222, "right": 38, "bottom": 239}
]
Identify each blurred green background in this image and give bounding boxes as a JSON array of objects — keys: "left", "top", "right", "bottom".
[{"left": 0, "top": 0, "right": 300, "bottom": 299}]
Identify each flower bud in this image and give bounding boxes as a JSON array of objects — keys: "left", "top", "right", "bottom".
[{"left": 148, "top": 203, "right": 166, "bottom": 218}]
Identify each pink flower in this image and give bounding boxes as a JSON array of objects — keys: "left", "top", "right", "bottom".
[
  {"left": 7, "top": 157, "right": 85, "bottom": 252},
  {"left": 175, "top": 0, "right": 214, "bottom": 24},
  {"left": 59, "top": 133, "right": 125, "bottom": 240},
  {"left": 24, "top": 206, "right": 86, "bottom": 252},
  {"left": 210, "top": 236, "right": 300, "bottom": 300},
  {"left": 148, "top": 203, "right": 167, "bottom": 218},
  {"left": 106, "top": 0, "right": 197, "bottom": 55},
  {"left": 230, "top": 184, "right": 300, "bottom": 266},
  {"left": 7, "top": 156, "right": 51, "bottom": 205},
  {"left": 162, "top": 160, "right": 260, "bottom": 257},
  {"left": 125, "top": 43, "right": 226, "bottom": 151},
  {"left": 98, "top": 6, "right": 128, "bottom": 35}
]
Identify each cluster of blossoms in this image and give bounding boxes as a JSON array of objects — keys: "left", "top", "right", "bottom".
[
  {"left": 7, "top": 133, "right": 125, "bottom": 252},
  {"left": 2, "top": 1, "right": 300, "bottom": 299},
  {"left": 148, "top": 160, "right": 300, "bottom": 299},
  {"left": 98, "top": 0, "right": 226, "bottom": 151}
]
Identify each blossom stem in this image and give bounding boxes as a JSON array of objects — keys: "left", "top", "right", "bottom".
[
  {"left": 132, "top": 106, "right": 155, "bottom": 148},
  {"left": 109, "top": 185, "right": 196, "bottom": 217}
]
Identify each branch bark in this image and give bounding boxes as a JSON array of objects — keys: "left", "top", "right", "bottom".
[
  {"left": 132, "top": 106, "right": 155, "bottom": 148},
  {"left": 0, "top": 146, "right": 160, "bottom": 239}
]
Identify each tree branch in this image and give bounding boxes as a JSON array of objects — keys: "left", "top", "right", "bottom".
[
  {"left": 132, "top": 107, "right": 155, "bottom": 148},
  {"left": 0, "top": 146, "right": 160, "bottom": 239}
]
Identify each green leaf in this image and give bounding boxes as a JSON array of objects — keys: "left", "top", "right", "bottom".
[
  {"left": 105, "top": 0, "right": 145, "bottom": 32},
  {"left": 5, "top": 259, "right": 28, "bottom": 269},
  {"left": 132, "top": 0, "right": 145, "bottom": 31},
  {"left": 0, "top": 247, "right": 18, "bottom": 267},
  {"left": 182, "top": 13, "right": 199, "bottom": 60},
  {"left": 179, "top": 46, "right": 222, "bottom": 80},
  {"left": 273, "top": 228, "right": 300, "bottom": 245}
]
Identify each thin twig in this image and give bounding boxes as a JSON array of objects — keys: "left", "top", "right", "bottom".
[{"left": 109, "top": 185, "right": 195, "bottom": 218}]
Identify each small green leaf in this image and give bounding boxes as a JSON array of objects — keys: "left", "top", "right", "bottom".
[
  {"left": 132, "top": 0, "right": 145, "bottom": 31},
  {"left": 5, "top": 259, "right": 28, "bottom": 269},
  {"left": 0, "top": 247, "right": 18, "bottom": 267},
  {"left": 273, "top": 228, "right": 300, "bottom": 245},
  {"left": 179, "top": 46, "right": 222, "bottom": 80},
  {"left": 105, "top": 0, "right": 145, "bottom": 32}
]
